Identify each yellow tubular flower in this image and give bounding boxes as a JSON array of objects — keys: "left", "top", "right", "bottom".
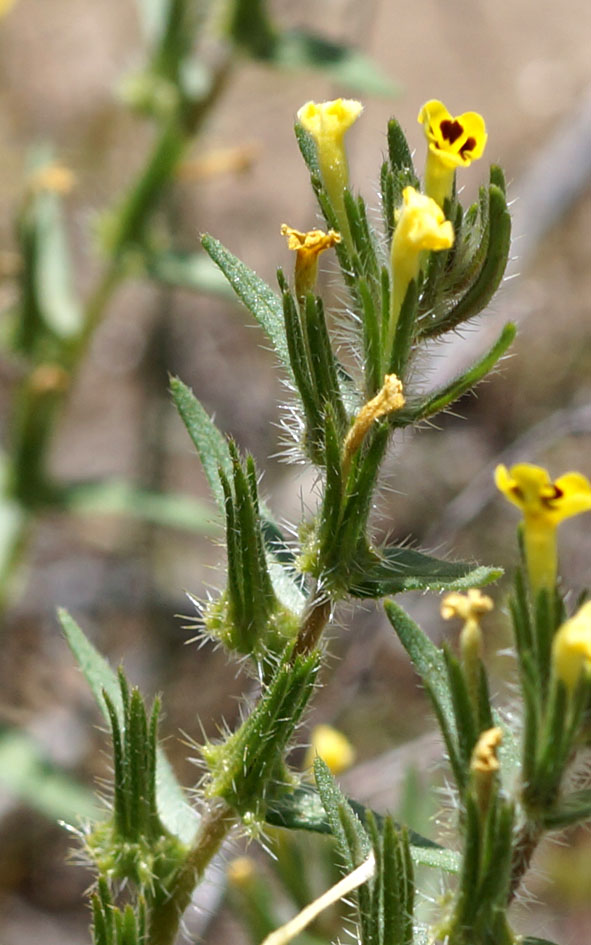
[
  {"left": 281, "top": 224, "right": 341, "bottom": 299},
  {"left": 418, "top": 100, "right": 487, "bottom": 208},
  {"left": 495, "top": 463, "right": 591, "bottom": 594},
  {"left": 304, "top": 724, "right": 356, "bottom": 775},
  {"left": 441, "top": 589, "right": 493, "bottom": 715},
  {"left": 387, "top": 186, "right": 454, "bottom": 357},
  {"left": 297, "top": 99, "right": 363, "bottom": 248},
  {"left": 552, "top": 601, "right": 591, "bottom": 692}
]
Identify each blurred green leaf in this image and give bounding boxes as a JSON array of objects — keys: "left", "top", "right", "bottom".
[
  {"left": 58, "top": 610, "right": 197, "bottom": 844},
  {"left": 542, "top": 788, "right": 591, "bottom": 828},
  {"left": 145, "top": 250, "right": 235, "bottom": 297},
  {"left": 201, "top": 235, "right": 291, "bottom": 374},
  {"left": 270, "top": 32, "right": 398, "bottom": 97},
  {"left": 61, "top": 478, "right": 216, "bottom": 534},
  {"left": 265, "top": 785, "right": 460, "bottom": 873},
  {"left": 350, "top": 547, "right": 502, "bottom": 597},
  {"left": 521, "top": 939, "right": 560, "bottom": 945},
  {"left": 34, "top": 190, "right": 82, "bottom": 340},
  {"left": 0, "top": 728, "right": 99, "bottom": 822}
]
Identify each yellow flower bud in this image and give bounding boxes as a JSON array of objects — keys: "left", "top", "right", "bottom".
[
  {"left": 297, "top": 99, "right": 363, "bottom": 250},
  {"left": 227, "top": 856, "right": 256, "bottom": 888},
  {"left": 304, "top": 724, "right": 356, "bottom": 775},
  {"left": 552, "top": 601, "right": 591, "bottom": 692},
  {"left": 418, "top": 99, "right": 487, "bottom": 208},
  {"left": 387, "top": 186, "right": 454, "bottom": 357},
  {"left": 495, "top": 463, "right": 591, "bottom": 594},
  {"left": 281, "top": 224, "right": 341, "bottom": 299},
  {"left": 441, "top": 590, "right": 493, "bottom": 715},
  {"left": 470, "top": 726, "right": 503, "bottom": 815}
]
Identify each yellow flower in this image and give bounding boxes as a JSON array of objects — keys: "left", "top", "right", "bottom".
[
  {"left": 0, "top": 0, "right": 17, "bottom": 18},
  {"left": 552, "top": 601, "right": 591, "bottom": 691},
  {"left": 470, "top": 727, "right": 503, "bottom": 815},
  {"left": 281, "top": 224, "right": 341, "bottom": 298},
  {"left": 495, "top": 463, "right": 591, "bottom": 593},
  {"left": 418, "top": 99, "right": 487, "bottom": 208},
  {"left": 343, "top": 374, "right": 405, "bottom": 472},
  {"left": 297, "top": 99, "right": 363, "bottom": 249},
  {"left": 304, "top": 724, "right": 356, "bottom": 775},
  {"left": 387, "top": 186, "right": 454, "bottom": 356},
  {"left": 441, "top": 589, "right": 493, "bottom": 715}
]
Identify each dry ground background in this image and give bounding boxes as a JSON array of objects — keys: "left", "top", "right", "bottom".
[{"left": 0, "top": 1, "right": 590, "bottom": 943}]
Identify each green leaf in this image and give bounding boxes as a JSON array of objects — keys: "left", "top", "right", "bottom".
[
  {"left": 400, "top": 323, "right": 516, "bottom": 423},
  {"left": 521, "top": 939, "right": 560, "bottom": 945},
  {"left": 58, "top": 609, "right": 196, "bottom": 844},
  {"left": 60, "top": 478, "right": 216, "bottom": 534},
  {"left": 384, "top": 600, "right": 456, "bottom": 738},
  {"left": 170, "top": 376, "right": 306, "bottom": 610},
  {"left": 201, "top": 234, "right": 291, "bottom": 374},
  {"left": 145, "top": 250, "right": 236, "bottom": 297},
  {"left": 542, "top": 788, "right": 591, "bottom": 829},
  {"left": 170, "top": 375, "right": 233, "bottom": 512},
  {"left": 0, "top": 727, "right": 99, "bottom": 822},
  {"left": 265, "top": 784, "right": 460, "bottom": 873},
  {"left": 349, "top": 546, "right": 503, "bottom": 597},
  {"left": 271, "top": 31, "right": 398, "bottom": 97}
]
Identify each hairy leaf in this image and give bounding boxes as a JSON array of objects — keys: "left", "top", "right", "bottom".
[{"left": 349, "top": 547, "right": 502, "bottom": 597}]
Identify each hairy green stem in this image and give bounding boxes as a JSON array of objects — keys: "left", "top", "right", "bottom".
[
  {"left": 293, "top": 591, "right": 331, "bottom": 658},
  {"left": 148, "top": 800, "right": 236, "bottom": 945}
]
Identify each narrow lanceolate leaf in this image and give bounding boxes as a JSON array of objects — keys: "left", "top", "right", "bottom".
[
  {"left": 349, "top": 546, "right": 503, "bottom": 597},
  {"left": 170, "top": 375, "right": 233, "bottom": 512},
  {"left": 170, "top": 378, "right": 306, "bottom": 608},
  {"left": 265, "top": 784, "right": 460, "bottom": 873},
  {"left": 384, "top": 601, "right": 456, "bottom": 741},
  {"left": 399, "top": 322, "right": 516, "bottom": 424},
  {"left": 58, "top": 609, "right": 196, "bottom": 844},
  {"left": 201, "top": 234, "right": 291, "bottom": 373}
]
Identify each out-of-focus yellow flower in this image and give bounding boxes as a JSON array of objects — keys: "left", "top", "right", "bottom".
[
  {"left": 552, "top": 601, "right": 591, "bottom": 692},
  {"left": 27, "top": 163, "right": 76, "bottom": 196},
  {"left": 297, "top": 99, "right": 363, "bottom": 249},
  {"left": 495, "top": 463, "right": 591, "bottom": 594},
  {"left": 0, "top": 0, "right": 18, "bottom": 19},
  {"left": 281, "top": 224, "right": 341, "bottom": 298},
  {"left": 387, "top": 186, "right": 454, "bottom": 355},
  {"left": 418, "top": 100, "right": 487, "bottom": 208},
  {"left": 227, "top": 856, "right": 256, "bottom": 888},
  {"left": 304, "top": 724, "right": 356, "bottom": 775}
]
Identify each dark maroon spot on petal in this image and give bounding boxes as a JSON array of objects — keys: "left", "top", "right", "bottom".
[
  {"left": 459, "top": 136, "right": 476, "bottom": 157},
  {"left": 510, "top": 485, "right": 524, "bottom": 501},
  {"left": 440, "top": 119, "right": 463, "bottom": 144}
]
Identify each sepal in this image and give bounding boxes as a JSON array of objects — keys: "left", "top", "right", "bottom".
[{"left": 201, "top": 646, "right": 320, "bottom": 821}]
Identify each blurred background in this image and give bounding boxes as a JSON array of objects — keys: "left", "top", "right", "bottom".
[{"left": 0, "top": 1, "right": 590, "bottom": 943}]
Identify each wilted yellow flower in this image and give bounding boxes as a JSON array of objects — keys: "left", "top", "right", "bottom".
[
  {"left": 441, "top": 588, "right": 493, "bottom": 624},
  {"left": 387, "top": 186, "right": 454, "bottom": 355},
  {"left": 495, "top": 463, "right": 591, "bottom": 593},
  {"left": 281, "top": 224, "right": 341, "bottom": 298},
  {"left": 297, "top": 99, "right": 363, "bottom": 249},
  {"left": 552, "top": 601, "right": 591, "bottom": 691},
  {"left": 344, "top": 374, "right": 405, "bottom": 470},
  {"left": 304, "top": 724, "right": 356, "bottom": 775},
  {"left": 418, "top": 100, "right": 487, "bottom": 207}
]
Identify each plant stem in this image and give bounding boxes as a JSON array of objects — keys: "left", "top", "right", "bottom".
[
  {"left": 293, "top": 590, "right": 331, "bottom": 658},
  {"left": 148, "top": 800, "right": 236, "bottom": 945},
  {"left": 508, "top": 819, "right": 541, "bottom": 902}
]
